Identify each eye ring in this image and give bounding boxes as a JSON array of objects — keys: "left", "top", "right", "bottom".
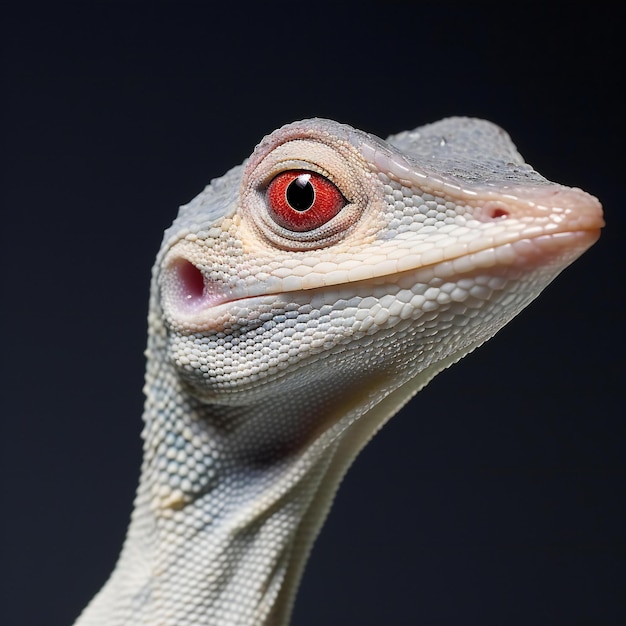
[{"left": 266, "top": 170, "right": 346, "bottom": 232}]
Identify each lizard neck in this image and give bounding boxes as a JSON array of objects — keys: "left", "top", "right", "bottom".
[
  {"left": 82, "top": 349, "right": 409, "bottom": 626},
  {"left": 136, "top": 381, "right": 343, "bottom": 626}
]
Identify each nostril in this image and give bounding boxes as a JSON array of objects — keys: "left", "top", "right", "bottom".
[
  {"left": 475, "top": 202, "right": 511, "bottom": 222},
  {"left": 176, "top": 259, "right": 205, "bottom": 302},
  {"left": 489, "top": 207, "right": 509, "bottom": 219}
]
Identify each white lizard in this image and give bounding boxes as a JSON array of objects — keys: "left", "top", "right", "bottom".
[{"left": 73, "top": 117, "right": 603, "bottom": 626}]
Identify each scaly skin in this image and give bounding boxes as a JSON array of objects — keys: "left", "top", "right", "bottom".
[{"left": 74, "top": 118, "right": 603, "bottom": 626}]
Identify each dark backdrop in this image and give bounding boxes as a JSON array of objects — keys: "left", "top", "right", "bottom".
[{"left": 3, "top": 4, "right": 623, "bottom": 625}]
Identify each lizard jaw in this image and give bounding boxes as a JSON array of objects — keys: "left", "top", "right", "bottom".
[{"left": 160, "top": 226, "right": 600, "bottom": 334}]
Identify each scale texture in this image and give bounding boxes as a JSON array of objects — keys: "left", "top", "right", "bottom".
[{"left": 73, "top": 118, "right": 603, "bottom": 626}]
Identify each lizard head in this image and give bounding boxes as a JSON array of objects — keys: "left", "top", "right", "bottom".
[{"left": 155, "top": 118, "right": 603, "bottom": 404}]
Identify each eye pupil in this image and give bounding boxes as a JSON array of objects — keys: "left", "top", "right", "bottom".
[{"left": 286, "top": 175, "right": 315, "bottom": 212}]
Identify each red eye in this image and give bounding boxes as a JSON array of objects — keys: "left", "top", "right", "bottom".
[{"left": 266, "top": 170, "right": 346, "bottom": 232}]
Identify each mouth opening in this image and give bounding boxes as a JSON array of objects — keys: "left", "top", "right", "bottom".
[
  {"left": 162, "top": 257, "right": 232, "bottom": 318},
  {"left": 176, "top": 259, "right": 205, "bottom": 303},
  {"left": 160, "top": 258, "right": 211, "bottom": 315}
]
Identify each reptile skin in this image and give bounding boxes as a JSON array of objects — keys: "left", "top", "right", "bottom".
[{"left": 73, "top": 118, "right": 603, "bottom": 625}]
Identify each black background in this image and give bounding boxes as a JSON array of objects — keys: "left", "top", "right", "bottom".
[{"left": 3, "top": 4, "right": 624, "bottom": 625}]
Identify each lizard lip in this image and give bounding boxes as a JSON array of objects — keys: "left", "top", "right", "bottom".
[{"left": 160, "top": 227, "right": 601, "bottom": 330}]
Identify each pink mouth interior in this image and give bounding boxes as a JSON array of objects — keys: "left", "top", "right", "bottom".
[
  {"left": 174, "top": 259, "right": 207, "bottom": 310},
  {"left": 164, "top": 258, "right": 235, "bottom": 317}
]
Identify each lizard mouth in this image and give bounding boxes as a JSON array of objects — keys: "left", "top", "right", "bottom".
[{"left": 160, "top": 226, "right": 601, "bottom": 332}]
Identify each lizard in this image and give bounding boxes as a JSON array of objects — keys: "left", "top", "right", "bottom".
[{"left": 73, "top": 117, "right": 603, "bottom": 626}]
